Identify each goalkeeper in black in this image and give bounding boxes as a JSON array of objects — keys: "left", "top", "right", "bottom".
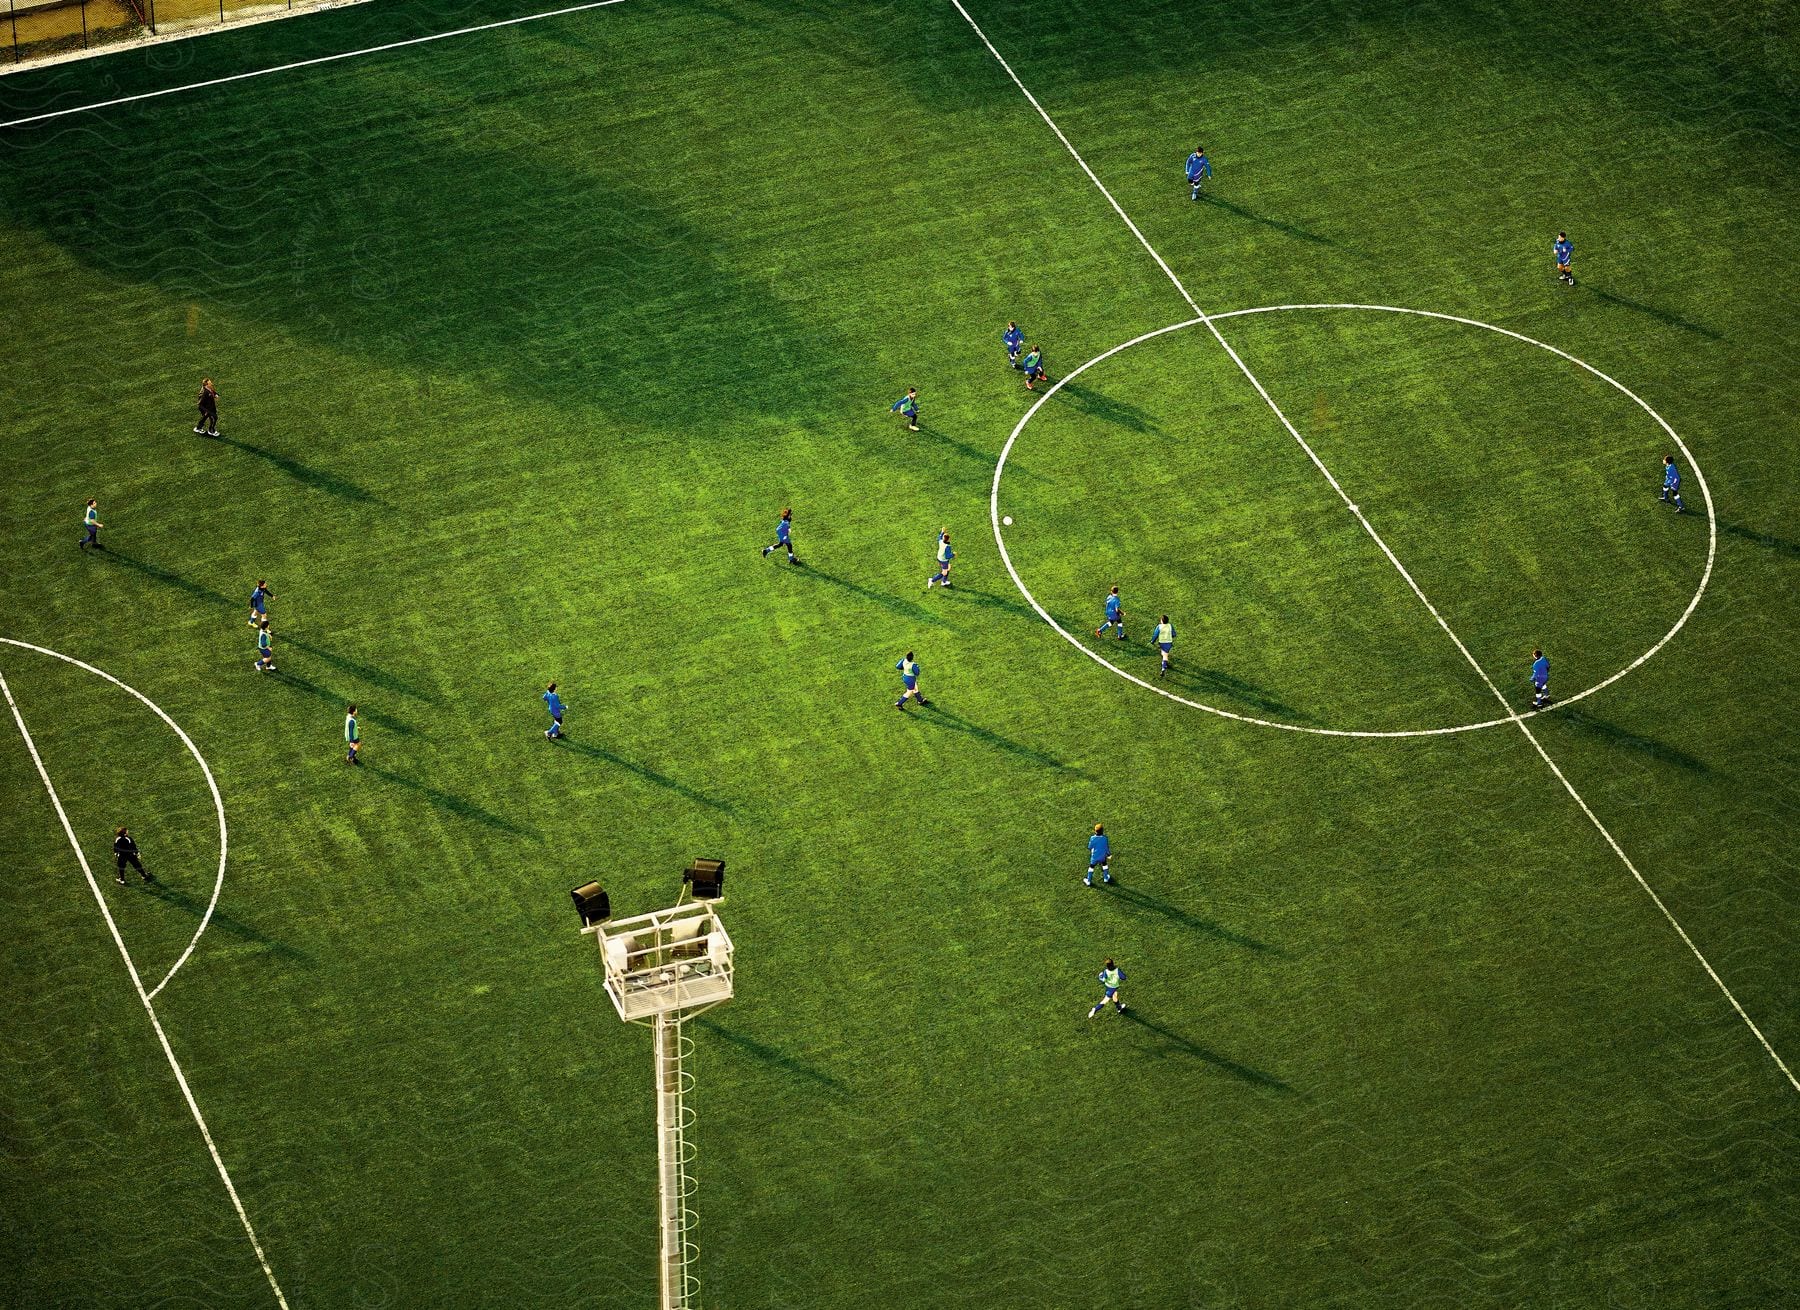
[{"left": 114, "top": 827, "right": 151, "bottom": 886}]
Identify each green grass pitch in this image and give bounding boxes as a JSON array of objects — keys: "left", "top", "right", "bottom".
[{"left": 2, "top": 1, "right": 1797, "bottom": 1305}]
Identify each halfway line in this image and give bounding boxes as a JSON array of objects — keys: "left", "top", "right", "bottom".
[
  {"left": 0, "top": 670, "right": 292, "bottom": 1305},
  {"left": 952, "top": 0, "right": 1796, "bottom": 1092},
  {"left": 0, "top": 0, "right": 628, "bottom": 130}
]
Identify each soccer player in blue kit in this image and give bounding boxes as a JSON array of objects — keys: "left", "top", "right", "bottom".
[
  {"left": 543, "top": 681, "right": 565, "bottom": 740},
  {"left": 1003, "top": 321, "right": 1025, "bottom": 369},
  {"left": 1185, "top": 146, "right": 1212, "bottom": 199},
  {"left": 762, "top": 507, "right": 797, "bottom": 563},
  {"left": 1095, "top": 586, "right": 1125, "bottom": 640},
  {"left": 247, "top": 578, "right": 274, "bottom": 627},
  {"left": 1660, "top": 455, "right": 1685, "bottom": 513},
  {"left": 1085, "top": 823, "right": 1113, "bottom": 887},
  {"left": 925, "top": 529, "right": 954, "bottom": 590},
  {"left": 895, "top": 651, "right": 928, "bottom": 710},
  {"left": 1153, "top": 614, "right": 1176, "bottom": 678},
  {"left": 1530, "top": 649, "right": 1550, "bottom": 709},
  {"left": 1554, "top": 232, "right": 1574, "bottom": 286},
  {"left": 1088, "top": 958, "right": 1126, "bottom": 1019}
]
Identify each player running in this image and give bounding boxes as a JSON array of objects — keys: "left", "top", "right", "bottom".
[
  {"left": 1085, "top": 823, "right": 1113, "bottom": 887},
  {"left": 1087, "top": 958, "right": 1126, "bottom": 1018},
  {"left": 345, "top": 704, "right": 362, "bottom": 765},
  {"left": 895, "top": 651, "right": 928, "bottom": 710},
  {"left": 762, "top": 507, "right": 797, "bottom": 563},
  {"left": 1153, "top": 614, "right": 1176, "bottom": 678},
  {"left": 1003, "top": 321, "right": 1025, "bottom": 369},
  {"left": 1185, "top": 145, "right": 1212, "bottom": 199},
  {"left": 194, "top": 377, "right": 220, "bottom": 436},
  {"left": 1021, "top": 345, "right": 1047, "bottom": 391},
  {"left": 1095, "top": 586, "right": 1126, "bottom": 641},
  {"left": 1553, "top": 232, "right": 1574, "bottom": 286},
  {"left": 78, "top": 498, "right": 104, "bottom": 550},
  {"left": 890, "top": 387, "right": 920, "bottom": 432},
  {"left": 247, "top": 579, "right": 275, "bottom": 627},
  {"left": 543, "top": 681, "right": 565, "bottom": 740},
  {"left": 925, "top": 529, "right": 955, "bottom": 590},
  {"left": 1660, "top": 455, "right": 1685, "bottom": 513},
  {"left": 253, "top": 620, "right": 276, "bottom": 672},
  {"left": 1530, "top": 649, "right": 1551, "bottom": 709}
]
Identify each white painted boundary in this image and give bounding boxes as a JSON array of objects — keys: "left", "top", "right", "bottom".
[
  {"left": 0, "top": 636, "right": 228, "bottom": 999},
  {"left": 992, "top": 307, "right": 1717, "bottom": 738},
  {"left": 952, "top": 0, "right": 1796, "bottom": 1092},
  {"left": 0, "top": 0, "right": 628, "bottom": 129},
  {"left": 0, "top": 670, "right": 289, "bottom": 1306}
]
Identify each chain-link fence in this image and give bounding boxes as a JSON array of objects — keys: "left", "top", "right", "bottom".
[{"left": 5, "top": 0, "right": 334, "bottom": 68}]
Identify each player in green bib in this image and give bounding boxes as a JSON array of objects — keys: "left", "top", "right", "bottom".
[
  {"left": 1088, "top": 959, "right": 1126, "bottom": 1018},
  {"left": 1153, "top": 615, "right": 1175, "bottom": 678}
]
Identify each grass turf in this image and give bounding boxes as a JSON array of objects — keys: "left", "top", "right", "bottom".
[{"left": 1, "top": 1, "right": 1796, "bottom": 1305}]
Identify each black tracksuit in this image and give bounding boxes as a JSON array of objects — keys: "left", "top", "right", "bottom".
[{"left": 114, "top": 833, "right": 148, "bottom": 882}]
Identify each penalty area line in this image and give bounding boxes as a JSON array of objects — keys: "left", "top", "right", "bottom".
[
  {"left": 952, "top": 0, "right": 1796, "bottom": 1093},
  {"left": 0, "top": 670, "right": 291, "bottom": 1307},
  {"left": 0, "top": 0, "right": 630, "bottom": 130}
]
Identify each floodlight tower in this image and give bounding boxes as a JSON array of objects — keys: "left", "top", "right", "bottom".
[{"left": 580, "top": 866, "right": 733, "bottom": 1310}]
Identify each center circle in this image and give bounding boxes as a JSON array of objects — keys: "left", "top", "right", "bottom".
[{"left": 990, "top": 304, "right": 1715, "bottom": 738}]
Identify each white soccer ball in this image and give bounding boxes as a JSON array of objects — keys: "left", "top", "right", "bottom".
[{"left": 1002, "top": 515, "right": 1013, "bottom": 526}]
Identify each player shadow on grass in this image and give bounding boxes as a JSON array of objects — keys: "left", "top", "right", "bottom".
[
  {"left": 1199, "top": 193, "right": 1343, "bottom": 250},
  {"left": 365, "top": 764, "right": 539, "bottom": 838},
  {"left": 910, "top": 704, "right": 1079, "bottom": 773},
  {"left": 1718, "top": 519, "right": 1800, "bottom": 561},
  {"left": 947, "top": 585, "right": 1037, "bottom": 622},
  {"left": 1586, "top": 288, "right": 1722, "bottom": 342},
  {"left": 1054, "top": 382, "right": 1163, "bottom": 435},
  {"left": 787, "top": 565, "right": 954, "bottom": 629},
  {"left": 100, "top": 551, "right": 236, "bottom": 609},
  {"left": 552, "top": 739, "right": 739, "bottom": 816},
  {"left": 1099, "top": 884, "right": 1283, "bottom": 956},
  {"left": 284, "top": 635, "right": 442, "bottom": 704},
  {"left": 1168, "top": 666, "right": 1313, "bottom": 723},
  {"left": 1120, "top": 1012, "right": 1293, "bottom": 1093},
  {"left": 695, "top": 1018, "right": 847, "bottom": 1096},
  {"left": 210, "top": 435, "right": 387, "bottom": 506},
  {"left": 1556, "top": 710, "right": 1710, "bottom": 774},
  {"left": 140, "top": 881, "right": 312, "bottom": 965},
  {"left": 272, "top": 673, "right": 427, "bottom": 739}
]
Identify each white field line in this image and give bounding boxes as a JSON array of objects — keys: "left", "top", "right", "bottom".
[
  {"left": 952, "top": 1, "right": 1796, "bottom": 1093},
  {"left": 0, "top": 0, "right": 629, "bottom": 129},
  {"left": 990, "top": 307, "right": 1716, "bottom": 738},
  {"left": 0, "top": 671, "right": 290, "bottom": 1306},
  {"left": 0, "top": 637, "right": 228, "bottom": 1000}
]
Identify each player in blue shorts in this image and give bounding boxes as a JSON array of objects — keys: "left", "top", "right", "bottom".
[
  {"left": 1153, "top": 614, "right": 1176, "bottom": 678},
  {"left": 762, "top": 507, "right": 797, "bottom": 563},
  {"left": 253, "top": 620, "right": 276, "bottom": 672},
  {"left": 1553, "top": 232, "right": 1574, "bottom": 286},
  {"left": 890, "top": 388, "right": 920, "bottom": 432},
  {"left": 1084, "top": 822, "right": 1112, "bottom": 887},
  {"left": 543, "top": 681, "right": 564, "bottom": 740},
  {"left": 1660, "top": 455, "right": 1685, "bottom": 513},
  {"left": 1095, "top": 586, "right": 1125, "bottom": 640},
  {"left": 79, "top": 498, "right": 104, "bottom": 550},
  {"left": 925, "top": 529, "right": 954, "bottom": 590},
  {"left": 1530, "top": 648, "right": 1550, "bottom": 709},
  {"left": 1185, "top": 146, "right": 1212, "bottom": 199},
  {"left": 247, "top": 578, "right": 274, "bottom": 627},
  {"left": 1003, "top": 321, "right": 1024, "bottom": 369},
  {"left": 895, "top": 651, "right": 928, "bottom": 710},
  {"left": 1021, "top": 345, "right": 1046, "bottom": 391},
  {"left": 1088, "top": 958, "right": 1126, "bottom": 1018},
  {"left": 344, "top": 704, "right": 361, "bottom": 765}
]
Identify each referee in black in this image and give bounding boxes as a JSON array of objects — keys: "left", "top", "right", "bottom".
[
  {"left": 194, "top": 377, "right": 220, "bottom": 437},
  {"left": 113, "top": 827, "right": 151, "bottom": 886}
]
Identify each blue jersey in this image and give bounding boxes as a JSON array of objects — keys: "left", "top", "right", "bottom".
[
  {"left": 84, "top": 505, "right": 99, "bottom": 527},
  {"left": 897, "top": 657, "right": 919, "bottom": 686},
  {"left": 250, "top": 584, "right": 269, "bottom": 608},
  {"left": 937, "top": 537, "right": 954, "bottom": 565},
  {"left": 1098, "top": 965, "right": 1125, "bottom": 990},
  {"left": 1088, "top": 832, "right": 1110, "bottom": 863},
  {"left": 1532, "top": 655, "right": 1550, "bottom": 685},
  {"left": 1664, "top": 462, "right": 1681, "bottom": 490},
  {"left": 891, "top": 394, "right": 918, "bottom": 417},
  {"left": 776, "top": 517, "right": 791, "bottom": 543},
  {"left": 1104, "top": 594, "right": 1122, "bottom": 620},
  {"left": 1185, "top": 151, "right": 1211, "bottom": 181},
  {"left": 257, "top": 630, "right": 271, "bottom": 652},
  {"left": 1003, "top": 325, "right": 1024, "bottom": 354},
  {"left": 1554, "top": 239, "right": 1573, "bottom": 265},
  {"left": 544, "top": 690, "right": 564, "bottom": 718}
]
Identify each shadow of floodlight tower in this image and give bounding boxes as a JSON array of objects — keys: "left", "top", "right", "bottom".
[{"left": 575, "top": 863, "right": 732, "bottom": 1310}]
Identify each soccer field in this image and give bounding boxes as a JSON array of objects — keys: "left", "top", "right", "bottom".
[{"left": 2, "top": 1, "right": 1797, "bottom": 1305}]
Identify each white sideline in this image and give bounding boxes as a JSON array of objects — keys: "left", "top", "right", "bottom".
[
  {"left": 0, "top": 637, "right": 230, "bottom": 1000},
  {"left": 952, "top": 0, "right": 1797, "bottom": 1093},
  {"left": 1, "top": 671, "right": 290, "bottom": 1306},
  {"left": 0, "top": 0, "right": 629, "bottom": 129}
]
